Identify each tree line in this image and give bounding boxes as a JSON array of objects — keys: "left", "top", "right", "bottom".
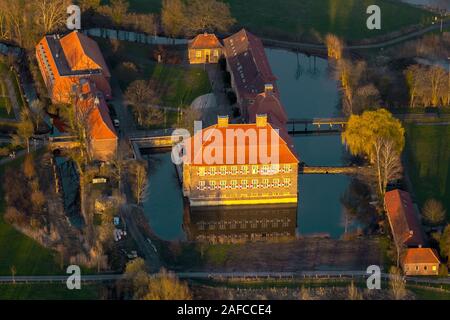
[
  {"left": 161, "top": 0, "right": 235, "bottom": 38},
  {"left": 326, "top": 34, "right": 381, "bottom": 116},
  {"left": 0, "top": 0, "right": 235, "bottom": 50},
  {"left": 327, "top": 34, "right": 450, "bottom": 111},
  {"left": 405, "top": 64, "right": 450, "bottom": 108}
]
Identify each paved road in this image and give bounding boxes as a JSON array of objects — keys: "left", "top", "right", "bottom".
[
  {"left": 121, "top": 204, "right": 162, "bottom": 273},
  {"left": 262, "top": 21, "right": 450, "bottom": 51},
  {"left": 1, "top": 271, "right": 449, "bottom": 285}
]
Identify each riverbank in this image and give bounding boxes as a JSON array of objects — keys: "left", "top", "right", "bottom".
[{"left": 160, "top": 237, "right": 382, "bottom": 273}]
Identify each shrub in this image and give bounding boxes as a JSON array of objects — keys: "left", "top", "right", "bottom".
[{"left": 4, "top": 206, "right": 27, "bottom": 226}]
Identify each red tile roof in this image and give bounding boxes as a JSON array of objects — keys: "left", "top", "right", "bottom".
[
  {"left": 75, "top": 81, "right": 117, "bottom": 141},
  {"left": 36, "top": 31, "right": 112, "bottom": 103},
  {"left": 223, "top": 29, "right": 277, "bottom": 100},
  {"left": 249, "top": 91, "right": 288, "bottom": 126},
  {"left": 385, "top": 189, "right": 424, "bottom": 247},
  {"left": 189, "top": 33, "right": 222, "bottom": 49},
  {"left": 60, "top": 31, "right": 111, "bottom": 77},
  {"left": 403, "top": 248, "right": 440, "bottom": 265},
  {"left": 182, "top": 118, "right": 299, "bottom": 166}
]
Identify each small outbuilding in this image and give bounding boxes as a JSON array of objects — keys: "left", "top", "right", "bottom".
[
  {"left": 403, "top": 248, "right": 440, "bottom": 276},
  {"left": 188, "top": 32, "right": 223, "bottom": 64}
]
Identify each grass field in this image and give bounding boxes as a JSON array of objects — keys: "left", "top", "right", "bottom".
[
  {"left": 119, "top": 0, "right": 433, "bottom": 41},
  {"left": 0, "top": 96, "right": 13, "bottom": 119},
  {"left": 96, "top": 38, "right": 211, "bottom": 109},
  {"left": 150, "top": 63, "right": 211, "bottom": 108},
  {"left": 0, "top": 283, "right": 101, "bottom": 300},
  {"left": 405, "top": 124, "right": 450, "bottom": 220},
  {"left": 0, "top": 156, "right": 62, "bottom": 276},
  {"left": 0, "top": 61, "right": 25, "bottom": 118}
]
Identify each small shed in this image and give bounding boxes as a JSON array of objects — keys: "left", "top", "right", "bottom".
[
  {"left": 188, "top": 33, "right": 223, "bottom": 64},
  {"left": 403, "top": 248, "right": 441, "bottom": 276}
]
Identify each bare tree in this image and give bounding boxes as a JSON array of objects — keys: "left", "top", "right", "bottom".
[
  {"left": 10, "top": 265, "right": 16, "bottom": 284},
  {"left": 125, "top": 80, "right": 158, "bottom": 126},
  {"left": 110, "top": 0, "right": 129, "bottom": 26},
  {"left": 0, "top": 6, "right": 10, "bottom": 40},
  {"left": 161, "top": 0, "right": 187, "bottom": 38},
  {"left": 325, "top": 34, "right": 343, "bottom": 61},
  {"left": 335, "top": 59, "right": 367, "bottom": 115},
  {"left": 127, "top": 13, "right": 157, "bottom": 34},
  {"left": 125, "top": 80, "right": 156, "bottom": 108},
  {"left": 405, "top": 64, "right": 449, "bottom": 108},
  {"left": 30, "top": 100, "right": 46, "bottom": 131},
  {"left": 120, "top": 258, "right": 151, "bottom": 299},
  {"left": 130, "top": 161, "right": 148, "bottom": 205},
  {"left": 298, "top": 286, "right": 312, "bottom": 300},
  {"left": 13, "top": 109, "right": 35, "bottom": 153},
  {"left": 0, "top": 0, "right": 34, "bottom": 47},
  {"left": 179, "top": 106, "right": 201, "bottom": 134},
  {"left": 77, "top": 0, "right": 101, "bottom": 11},
  {"left": 347, "top": 281, "right": 363, "bottom": 300},
  {"left": 422, "top": 199, "right": 446, "bottom": 226},
  {"left": 389, "top": 266, "right": 407, "bottom": 300},
  {"left": 404, "top": 64, "right": 422, "bottom": 108},
  {"left": 428, "top": 65, "right": 447, "bottom": 107},
  {"left": 377, "top": 138, "right": 403, "bottom": 199},
  {"left": 110, "top": 140, "right": 129, "bottom": 193},
  {"left": 34, "top": 0, "right": 69, "bottom": 34},
  {"left": 185, "top": 0, "right": 236, "bottom": 35},
  {"left": 143, "top": 268, "right": 192, "bottom": 300},
  {"left": 353, "top": 84, "right": 380, "bottom": 114},
  {"left": 392, "top": 232, "right": 407, "bottom": 269}
]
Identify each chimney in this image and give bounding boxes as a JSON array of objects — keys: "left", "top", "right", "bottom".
[
  {"left": 264, "top": 83, "right": 274, "bottom": 95},
  {"left": 256, "top": 114, "right": 267, "bottom": 127},
  {"left": 217, "top": 115, "right": 229, "bottom": 128}
]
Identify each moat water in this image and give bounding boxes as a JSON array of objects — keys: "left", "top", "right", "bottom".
[{"left": 143, "top": 49, "right": 356, "bottom": 241}]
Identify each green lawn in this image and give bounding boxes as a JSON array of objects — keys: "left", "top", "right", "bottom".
[
  {"left": 0, "top": 156, "right": 62, "bottom": 276},
  {"left": 0, "top": 61, "right": 25, "bottom": 114},
  {"left": 405, "top": 124, "right": 450, "bottom": 220},
  {"left": 120, "top": 0, "right": 433, "bottom": 41},
  {"left": 150, "top": 63, "right": 211, "bottom": 108},
  {"left": 96, "top": 38, "right": 211, "bottom": 109},
  {"left": 0, "top": 96, "right": 13, "bottom": 119},
  {"left": 0, "top": 283, "right": 101, "bottom": 300},
  {"left": 408, "top": 286, "right": 450, "bottom": 300}
]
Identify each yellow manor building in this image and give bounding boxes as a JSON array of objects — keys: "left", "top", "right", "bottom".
[{"left": 181, "top": 115, "right": 299, "bottom": 206}]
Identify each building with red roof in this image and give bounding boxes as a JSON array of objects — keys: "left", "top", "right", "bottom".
[
  {"left": 384, "top": 189, "right": 424, "bottom": 247},
  {"left": 402, "top": 248, "right": 440, "bottom": 276},
  {"left": 188, "top": 33, "right": 223, "bottom": 64},
  {"left": 181, "top": 114, "right": 299, "bottom": 206},
  {"left": 73, "top": 80, "right": 118, "bottom": 161},
  {"left": 223, "top": 29, "right": 277, "bottom": 118},
  {"left": 247, "top": 84, "right": 294, "bottom": 145},
  {"left": 36, "top": 30, "right": 112, "bottom": 104}
]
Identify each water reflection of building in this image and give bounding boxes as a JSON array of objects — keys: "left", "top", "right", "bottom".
[{"left": 184, "top": 203, "right": 298, "bottom": 244}]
